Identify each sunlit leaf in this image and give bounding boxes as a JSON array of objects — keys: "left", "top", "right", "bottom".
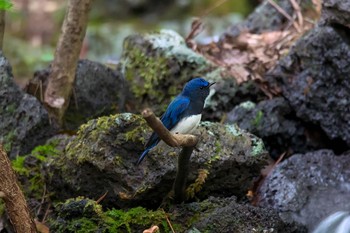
[{"left": 0, "top": 0, "right": 13, "bottom": 11}]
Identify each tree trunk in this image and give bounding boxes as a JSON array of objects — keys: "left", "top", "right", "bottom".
[
  {"left": 0, "top": 10, "right": 5, "bottom": 50},
  {"left": 0, "top": 145, "right": 36, "bottom": 233},
  {"left": 44, "top": 0, "right": 92, "bottom": 126}
]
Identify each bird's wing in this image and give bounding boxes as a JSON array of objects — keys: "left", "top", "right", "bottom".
[
  {"left": 144, "top": 96, "right": 189, "bottom": 149},
  {"left": 161, "top": 95, "right": 190, "bottom": 130}
]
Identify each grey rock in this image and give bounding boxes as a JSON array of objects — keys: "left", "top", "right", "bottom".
[
  {"left": 47, "top": 113, "right": 268, "bottom": 208},
  {"left": 203, "top": 69, "right": 266, "bottom": 122},
  {"left": 28, "top": 59, "right": 122, "bottom": 129},
  {"left": 258, "top": 149, "right": 350, "bottom": 230},
  {"left": 226, "top": 98, "right": 327, "bottom": 159},
  {"left": 185, "top": 196, "right": 307, "bottom": 233},
  {"left": 0, "top": 52, "right": 55, "bottom": 158},
  {"left": 321, "top": 0, "right": 350, "bottom": 26},
  {"left": 267, "top": 24, "right": 350, "bottom": 146},
  {"left": 119, "top": 29, "right": 214, "bottom": 115},
  {"left": 65, "top": 60, "right": 122, "bottom": 129}
]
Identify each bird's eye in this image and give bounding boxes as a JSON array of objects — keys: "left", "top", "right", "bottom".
[{"left": 200, "top": 86, "right": 204, "bottom": 90}]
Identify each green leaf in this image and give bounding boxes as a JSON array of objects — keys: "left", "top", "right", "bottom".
[{"left": 0, "top": 0, "right": 13, "bottom": 11}]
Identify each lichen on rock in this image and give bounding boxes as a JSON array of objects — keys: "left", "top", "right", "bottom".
[{"left": 120, "top": 29, "right": 214, "bottom": 114}]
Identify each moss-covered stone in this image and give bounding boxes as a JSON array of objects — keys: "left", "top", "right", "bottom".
[
  {"left": 12, "top": 139, "right": 62, "bottom": 200},
  {"left": 48, "top": 196, "right": 306, "bottom": 233},
  {"left": 48, "top": 113, "right": 268, "bottom": 209},
  {"left": 49, "top": 197, "right": 180, "bottom": 233},
  {"left": 120, "top": 29, "right": 214, "bottom": 115}
]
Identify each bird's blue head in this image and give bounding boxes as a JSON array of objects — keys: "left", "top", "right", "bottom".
[{"left": 182, "top": 77, "right": 215, "bottom": 102}]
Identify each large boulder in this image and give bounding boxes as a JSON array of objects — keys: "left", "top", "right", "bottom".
[
  {"left": 28, "top": 59, "right": 123, "bottom": 129},
  {"left": 119, "top": 29, "right": 214, "bottom": 115},
  {"left": 226, "top": 98, "right": 329, "bottom": 159},
  {"left": 258, "top": 150, "right": 350, "bottom": 230},
  {"left": 267, "top": 24, "right": 350, "bottom": 147},
  {"left": 47, "top": 113, "right": 268, "bottom": 208},
  {"left": 266, "top": 0, "right": 350, "bottom": 148},
  {"left": 0, "top": 52, "right": 55, "bottom": 158}
]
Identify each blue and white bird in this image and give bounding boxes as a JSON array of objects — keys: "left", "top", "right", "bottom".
[{"left": 136, "top": 77, "right": 215, "bottom": 165}]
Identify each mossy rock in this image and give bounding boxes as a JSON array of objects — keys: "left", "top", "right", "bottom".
[
  {"left": 48, "top": 196, "right": 306, "bottom": 233},
  {"left": 48, "top": 113, "right": 268, "bottom": 209},
  {"left": 120, "top": 29, "right": 215, "bottom": 115}
]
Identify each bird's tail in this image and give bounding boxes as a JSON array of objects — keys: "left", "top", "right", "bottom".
[{"left": 136, "top": 148, "right": 151, "bottom": 165}]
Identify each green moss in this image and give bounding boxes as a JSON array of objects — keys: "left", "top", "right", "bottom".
[
  {"left": 51, "top": 198, "right": 103, "bottom": 233},
  {"left": 3, "top": 130, "right": 16, "bottom": 153},
  {"left": 120, "top": 29, "right": 210, "bottom": 114},
  {"left": 64, "top": 113, "right": 148, "bottom": 171},
  {"left": 252, "top": 110, "right": 263, "bottom": 127},
  {"left": 5, "top": 103, "right": 16, "bottom": 113},
  {"left": 124, "top": 46, "right": 169, "bottom": 102},
  {"left": 205, "top": 140, "right": 221, "bottom": 167},
  {"left": 105, "top": 207, "right": 169, "bottom": 232},
  {"left": 12, "top": 141, "right": 60, "bottom": 199},
  {"left": 125, "top": 126, "right": 147, "bottom": 143},
  {"left": 12, "top": 156, "right": 29, "bottom": 175},
  {"left": 0, "top": 200, "right": 5, "bottom": 217},
  {"left": 50, "top": 198, "right": 182, "bottom": 233},
  {"left": 66, "top": 218, "right": 99, "bottom": 233}
]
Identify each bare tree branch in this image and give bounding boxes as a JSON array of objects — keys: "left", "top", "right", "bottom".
[
  {"left": 0, "top": 145, "right": 36, "bottom": 233},
  {"left": 142, "top": 108, "right": 199, "bottom": 203},
  {"left": 44, "top": 0, "right": 92, "bottom": 126},
  {"left": 142, "top": 108, "right": 199, "bottom": 147}
]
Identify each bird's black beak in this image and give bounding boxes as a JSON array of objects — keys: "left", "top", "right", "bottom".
[{"left": 209, "top": 82, "right": 216, "bottom": 87}]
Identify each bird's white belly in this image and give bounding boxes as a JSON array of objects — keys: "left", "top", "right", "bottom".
[{"left": 170, "top": 114, "right": 202, "bottom": 134}]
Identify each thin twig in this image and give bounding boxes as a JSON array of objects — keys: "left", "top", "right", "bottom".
[
  {"left": 40, "top": 80, "right": 43, "bottom": 102},
  {"left": 268, "top": 152, "right": 286, "bottom": 176},
  {"left": 267, "top": 0, "right": 301, "bottom": 32},
  {"left": 201, "top": 0, "right": 229, "bottom": 18},
  {"left": 36, "top": 184, "right": 47, "bottom": 218},
  {"left": 289, "top": 0, "right": 303, "bottom": 29},
  {"left": 185, "top": 0, "right": 229, "bottom": 42},
  {"left": 42, "top": 203, "right": 51, "bottom": 223},
  {"left": 96, "top": 191, "right": 108, "bottom": 204},
  {"left": 162, "top": 209, "right": 176, "bottom": 233}
]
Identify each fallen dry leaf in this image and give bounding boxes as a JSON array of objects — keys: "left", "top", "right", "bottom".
[{"left": 143, "top": 225, "right": 160, "bottom": 233}]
